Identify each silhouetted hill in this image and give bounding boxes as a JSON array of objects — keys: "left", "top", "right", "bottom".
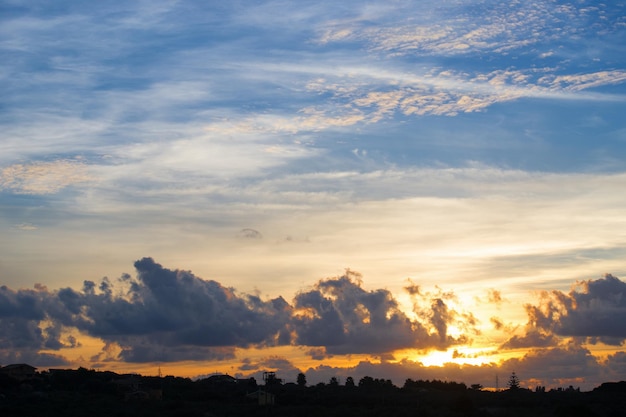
[{"left": 593, "top": 381, "right": 626, "bottom": 393}]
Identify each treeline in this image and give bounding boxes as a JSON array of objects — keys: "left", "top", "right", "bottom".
[
  {"left": 1, "top": 367, "right": 625, "bottom": 417},
  {"left": 403, "top": 378, "right": 468, "bottom": 391}
]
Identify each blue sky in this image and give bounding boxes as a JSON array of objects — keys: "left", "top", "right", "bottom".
[{"left": 2, "top": 0, "right": 626, "bottom": 389}]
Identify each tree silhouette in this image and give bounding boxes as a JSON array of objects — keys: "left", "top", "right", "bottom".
[
  {"left": 329, "top": 376, "right": 339, "bottom": 386},
  {"left": 507, "top": 372, "right": 520, "bottom": 390},
  {"left": 345, "top": 376, "right": 355, "bottom": 387},
  {"left": 297, "top": 372, "right": 306, "bottom": 387},
  {"left": 358, "top": 376, "right": 374, "bottom": 388}
]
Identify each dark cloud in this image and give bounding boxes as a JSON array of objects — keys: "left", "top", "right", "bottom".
[
  {"left": 556, "top": 274, "right": 626, "bottom": 341},
  {"left": 238, "top": 228, "right": 263, "bottom": 239},
  {"left": 238, "top": 358, "right": 259, "bottom": 372},
  {"left": 292, "top": 271, "right": 443, "bottom": 354},
  {"left": 0, "top": 258, "right": 295, "bottom": 364},
  {"left": 0, "top": 285, "right": 72, "bottom": 366},
  {"left": 500, "top": 330, "right": 557, "bottom": 349},
  {"left": 503, "top": 274, "right": 626, "bottom": 348},
  {"left": 305, "top": 347, "right": 330, "bottom": 360},
  {"left": 118, "top": 344, "right": 235, "bottom": 363},
  {"left": 72, "top": 258, "right": 291, "bottom": 362},
  {"left": 501, "top": 344, "right": 602, "bottom": 388},
  {"left": 1, "top": 259, "right": 483, "bottom": 364},
  {"left": 604, "top": 351, "right": 626, "bottom": 381},
  {"left": 235, "top": 356, "right": 303, "bottom": 384},
  {"left": 430, "top": 298, "right": 453, "bottom": 345},
  {"left": 0, "top": 285, "right": 46, "bottom": 320}
]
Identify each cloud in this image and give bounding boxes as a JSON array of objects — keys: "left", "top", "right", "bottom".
[
  {"left": 604, "top": 351, "right": 626, "bottom": 381},
  {"left": 476, "top": 289, "right": 506, "bottom": 306},
  {"left": 0, "top": 160, "right": 91, "bottom": 195},
  {"left": 240, "top": 345, "right": 607, "bottom": 390},
  {"left": 501, "top": 344, "right": 602, "bottom": 389},
  {"left": 300, "top": 67, "right": 626, "bottom": 126},
  {"left": 238, "top": 228, "right": 263, "bottom": 239},
  {"left": 235, "top": 355, "right": 304, "bottom": 384},
  {"left": 554, "top": 274, "right": 626, "bottom": 342},
  {"left": 14, "top": 223, "right": 38, "bottom": 231},
  {"left": 118, "top": 344, "right": 236, "bottom": 364},
  {"left": 316, "top": 1, "right": 622, "bottom": 59},
  {"left": 0, "top": 258, "right": 482, "bottom": 363},
  {"left": 500, "top": 330, "right": 557, "bottom": 350},
  {"left": 0, "top": 284, "right": 72, "bottom": 366},
  {"left": 67, "top": 258, "right": 292, "bottom": 362},
  {"left": 502, "top": 274, "right": 626, "bottom": 348},
  {"left": 0, "top": 258, "right": 295, "bottom": 364},
  {"left": 405, "top": 282, "right": 478, "bottom": 349},
  {"left": 291, "top": 270, "right": 470, "bottom": 354}
]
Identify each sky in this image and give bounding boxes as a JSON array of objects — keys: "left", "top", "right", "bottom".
[{"left": 1, "top": 0, "right": 626, "bottom": 391}]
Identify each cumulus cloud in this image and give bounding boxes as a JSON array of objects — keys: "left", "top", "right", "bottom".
[
  {"left": 502, "top": 274, "right": 626, "bottom": 349},
  {"left": 2, "top": 258, "right": 626, "bottom": 388},
  {"left": 292, "top": 270, "right": 430, "bottom": 354},
  {"left": 0, "top": 284, "right": 71, "bottom": 366},
  {"left": 0, "top": 258, "right": 482, "bottom": 364},
  {"left": 405, "top": 281, "right": 478, "bottom": 349},
  {"left": 1, "top": 258, "right": 293, "bottom": 364},
  {"left": 554, "top": 274, "right": 626, "bottom": 342},
  {"left": 292, "top": 271, "right": 472, "bottom": 355},
  {"left": 69, "top": 258, "right": 292, "bottom": 362}
]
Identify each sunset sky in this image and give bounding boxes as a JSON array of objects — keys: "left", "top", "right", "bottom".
[{"left": 2, "top": 1, "right": 626, "bottom": 391}]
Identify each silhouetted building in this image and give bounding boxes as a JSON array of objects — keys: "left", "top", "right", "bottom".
[
  {"left": 246, "top": 390, "right": 275, "bottom": 405},
  {"left": 0, "top": 363, "right": 37, "bottom": 381}
]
